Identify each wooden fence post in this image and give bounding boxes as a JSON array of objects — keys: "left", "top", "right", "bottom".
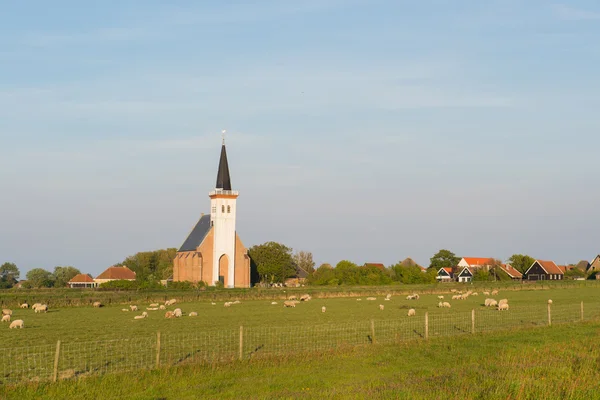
[
  {"left": 52, "top": 340, "right": 61, "bottom": 382},
  {"left": 581, "top": 301, "right": 584, "bottom": 321},
  {"left": 370, "top": 319, "right": 376, "bottom": 344},
  {"left": 239, "top": 326, "right": 244, "bottom": 360},
  {"left": 155, "top": 332, "right": 161, "bottom": 369},
  {"left": 547, "top": 303, "right": 552, "bottom": 326},
  {"left": 471, "top": 309, "right": 475, "bottom": 334},
  {"left": 425, "top": 312, "right": 429, "bottom": 340}
]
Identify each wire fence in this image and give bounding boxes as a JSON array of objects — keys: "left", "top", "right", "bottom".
[{"left": 1, "top": 301, "right": 597, "bottom": 385}]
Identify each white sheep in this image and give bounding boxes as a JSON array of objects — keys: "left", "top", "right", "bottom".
[
  {"left": 121, "top": 308, "right": 129, "bottom": 312},
  {"left": 498, "top": 299, "right": 508, "bottom": 306},
  {"left": 548, "top": 299, "right": 553, "bottom": 305},
  {"left": 173, "top": 308, "right": 182, "bottom": 317},
  {"left": 31, "top": 303, "right": 42, "bottom": 310},
  {"left": 159, "top": 305, "right": 166, "bottom": 310},
  {"left": 407, "top": 308, "right": 416, "bottom": 316},
  {"left": 385, "top": 294, "right": 392, "bottom": 300},
  {"left": 283, "top": 301, "right": 296, "bottom": 308},
  {"left": 484, "top": 298, "right": 493, "bottom": 307},
  {"left": 133, "top": 312, "right": 148, "bottom": 320},
  {"left": 379, "top": 304, "right": 384, "bottom": 311},
  {"left": 498, "top": 303, "right": 509, "bottom": 311},
  {"left": 471, "top": 292, "right": 478, "bottom": 296},
  {"left": 437, "top": 295, "right": 444, "bottom": 299},
  {"left": 366, "top": 297, "right": 376, "bottom": 301},
  {"left": 189, "top": 312, "right": 198, "bottom": 317},
  {"left": 438, "top": 302, "right": 444, "bottom": 308},
  {"left": 452, "top": 295, "right": 460, "bottom": 300},
  {"left": 224, "top": 302, "right": 232, "bottom": 307},
  {"left": 210, "top": 302, "right": 216, "bottom": 306},
  {"left": 2, "top": 309, "right": 12, "bottom": 316},
  {"left": 20, "top": 303, "right": 29, "bottom": 309},
  {"left": 165, "top": 311, "right": 174, "bottom": 319},
  {"left": 442, "top": 302, "right": 451, "bottom": 308},
  {"left": 483, "top": 291, "right": 490, "bottom": 296},
  {"left": 488, "top": 300, "right": 498, "bottom": 307},
  {"left": 165, "top": 299, "right": 177, "bottom": 306},
  {"left": 1, "top": 315, "right": 10, "bottom": 323},
  {"left": 271, "top": 301, "right": 278, "bottom": 305},
  {"left": 356, "top": 298, "right": 362, "bottom": 301},
  {"left": 129, "top": 305, "right": 138, "bottom": 312},
  {"left": 491, "top": 290, "right": 499, "bottom": 295},
  {"left": 146, "top": 307, "right": 159, "bottom": 311},
  {"left": 9, "top": 319, "right": 24, "bottom": 329},
  {"left": 34, "top": 305, "right": 48, "bottom": 313},
  {"left": 233, "top": 300, "right": 241, "bottom": 304},
  {"left": 288, "top": 296, "right": 298, "bottom": 301},
  {"left": 451, "top": 289, "right": 457, "bottom": 293},
  {"left": 300, "top": 294, "right": 311, "bottom": 301},
  {"left": 149, "top": 303, "right": 159, "bottom": 307},
  {"left": 321, "top": 306, "right": 326, "bottom": 313},
  {"left": 92, "top": 301, "right": 102, "bottom": 308}
]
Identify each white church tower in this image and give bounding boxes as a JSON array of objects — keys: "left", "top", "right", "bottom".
[{"left": 209, "top": 137, "right": 239, "bottom": 287}]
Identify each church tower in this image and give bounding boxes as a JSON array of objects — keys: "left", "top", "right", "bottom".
[
  {"left": 172, "top": 138, "right": 250, "bottom": 288},
  {"left": 210, "top": 141, "right": 238, "bottom": 287}
]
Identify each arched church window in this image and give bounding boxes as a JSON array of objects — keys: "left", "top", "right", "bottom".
[
  {"left": 227, "top": 205, "right": 231, "bottom": 213},
  {"left": 221, "top": 205, "right": 225, "bottom": 213}
]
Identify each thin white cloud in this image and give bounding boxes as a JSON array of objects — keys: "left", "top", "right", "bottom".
[{"left": 551, "top": 4, "right": 600, "bottom": 20}]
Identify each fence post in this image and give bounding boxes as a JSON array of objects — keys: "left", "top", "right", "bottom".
[
  {"left": 581, "top": 301, "right": 584, "bottom": 321},
  {"left": 425, "top": 312, "right": 429, "bottom": 340},
  {"left": 52, "top": 340, "right": 61, "bottom": 382},
  {"left": 155, "top": 332, "right": 161, "bottom": 369},
  {"left": 239, "top": 326, "right": 244, "bottom": 360},
  {"left": 471, "top": 309, "right": 475, "bottom": 334},
  {"left": 370, "top": 319, "right": 376, "bottom": 344},
  {"left": 547, "top": 303, "right": 552, "bottom": 326}
]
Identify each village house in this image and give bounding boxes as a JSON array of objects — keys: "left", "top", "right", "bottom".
[
  {"left": 94, "top": 266, "right": 136, "bottom": 285},
  {"left": 524, "top": 260, "right": 564, "bottom": 281},
  {"left": 498, "top": 264, "right": 523, "bottom": 280},
  {"left": 68, "top": 274, "right": 97, "bottom": 288},
  {"left": 436, "top": 267, "right": 454, "bottom": 282}
]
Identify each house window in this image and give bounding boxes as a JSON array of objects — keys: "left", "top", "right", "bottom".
[
  {"left": 212, "top": 206, "right": 216, "bottom": 213},
  {"left": 221, "top": 205, "right": 225, "bottom": 213},
  {"left": 227, "top": 205, "right": 231, "bottom": 213}
]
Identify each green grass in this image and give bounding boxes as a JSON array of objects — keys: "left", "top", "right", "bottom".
[{"left": 3, "top": 322, "right": 600, "bottom": 399}]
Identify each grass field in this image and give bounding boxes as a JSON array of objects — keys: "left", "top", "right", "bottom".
[
  {"left": 3, "top": 321, "right": 600, "bottom": 399},
  {"left": 2, "top": 285, "right": 600, "bottom": 386}
]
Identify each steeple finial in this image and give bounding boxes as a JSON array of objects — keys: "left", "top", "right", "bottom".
[{"left": 222, "top": 129, "right": 226, "bottom": 145}]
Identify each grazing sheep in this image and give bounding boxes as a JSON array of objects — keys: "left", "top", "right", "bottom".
[
  {"left": 385, "top": 294, "right": 392, "bottom": 300},
  {"left": 210, "top": 303, "right": 216, "bottom": 306},
  {"left": 407, "top": 308, "right": 416, "bottom": 317},
  {"left": 20, "top": 303, "right": 28, "bottom": 309},
  {"left": 164, "top": 311, "right": 174, "bottom": 319},
  {"left": 437, "top": 295, "right": 444, "bottom": 299},
  {"left": 146, "top": 307, "right": 159, "bottom": 311},
  {"left": 321, "top": 306, "right": 326, "bottom": 313},
  {"left": 356, "top": 298, "right": 362, "bottom": 301},
  {"left": 159, "top": 305, "right": 166, "bottom": 310},
  {"left": 165, "top": 299, "right": 177, "bottom": 306},
  {"left": 173, "top": 308, "right": 182, "bottom": 317},
  {"left": 498, "top": 303, "right": 509, "bottom": 311},
  {"left": 34, "top": 305, "right": 48, "bottom": 313},
  {"left": 300, "top": 294, "right": 311, "bottom": 301},
  {"left": 232, "top": 300, "right": 241, "bottom": 304},
  {"left": 452, "top": 295, "right": 460, "bottom": 300},
  {"left": 129, "top": 305, "right": 138, "bottom": 312},
  {"left": 451, "top": 289, "right": 457, "bottom": 293},
  {"left": 1, "top": 315, "right": 10, "bottom": 322},
  {"left": 548, "top": 299, "right": 553, "bottom": 304},
  {"left": 491, "top": 290, "right": 499, "bottom": 295},
  {"left": 134, "top": 312, "right": 148, "bottom": 320},
  {"left": 2, "top": 309, "right": 12, "bottom": 316},
  {"left": 488, "top": 300, "right": 498, "bottom": 307},
  {"left": 271, "top": 302, "right": 278, "bottom": 305},
  {"left": 9, "top": 320, "right": 24, "bottom": 329},
  {"left": 224, "top": 302, "right": 232, "bottom": 307},
  {"left": 189, "top": 312, "right": 198, "bottom": 317},
  {"left": 366, "top": 297, "right": 376, "bottom": 301},
  {"left": 121, "top": 308, "right": 129, "bottom": 312},
  {"left": 498, "top": 299, "right": 508, "bottom": 306},
  {"left": 31, "top": 303, "right": 42, "bottom": 310},
  {"left": 288, "top": 296, "right": 298, "bottom": 301},
  {"left": 442, "top": 302, "right": 451, "bottom": 308},
  {"left": 484, "top": 298, "right": 494, "bottom": 307},
  {"left": 483, "top": 291, "right": 490, "bottom": 296},
  {"left": 92, "top": 302, "right": 103, "bottom": 308},
  {"left": 283, "top": 301, "right": 296, "bottom": 308},
  {"left": 471, "top": 292, "right": 478, "bottom": 296},
  {"left": 406, "top": 294, "right": 420, "bottom": 300},
  {"left": 379, "top": 304, "right": 384, "bottom": 311},
  {"left": 459, "top": 294, "right": 468, "bottom": 300},
  {"left": 149, "top": 303, "right": 159, "bottom": 307},
  {"left": 438, "top": 302, "right": 444, "bottom": 308}
]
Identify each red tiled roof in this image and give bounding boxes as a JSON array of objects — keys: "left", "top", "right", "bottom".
[
  {"left": 364, "top": 263, "right": 385, "bottom": 271},
  {"left": 441, "top": 267, "right": 453, "bottom": 274},
  {"left": 536, "top": 260, "right": 563, "bottom": 275},
  {"left": 499, "top": 264, "right": 523, "bottom": 278},
  {"left": 68, "top": 274, "right": 95, "bottom": 283},
  {"left": 462, "top": 257, "right": 494, "bottom": 266},
  {"left": 96, "top": 266, "right": 136, "bottom": 280}
]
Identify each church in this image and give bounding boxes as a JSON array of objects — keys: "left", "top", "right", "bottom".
[{"left": 172, "top": 140, "right": 251, "bottom": 287}]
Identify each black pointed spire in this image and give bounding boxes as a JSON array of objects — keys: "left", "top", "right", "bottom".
[{"left": 215, "top": 143, "right": 232, "bottom": 190}]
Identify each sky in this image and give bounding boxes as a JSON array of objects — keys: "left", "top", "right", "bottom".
[{"left": 1, "top": 1, "right": 600, "bottom": 277}]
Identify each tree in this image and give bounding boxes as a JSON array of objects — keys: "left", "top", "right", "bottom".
[
  {"left": 0, "top": 262, "right": 20, "bottom": 288},
  {"left": 429, "top": 249, "right": 460, "bottom": 270},
  {"left": 53, "top": 266, "right": 82, "bottom": 288},
  {"left": 248, "top": 242, "right": 296, "bottom": 283},
  {"left": 507, "top": 254, "right": 536, "bottom": 274},
  {"left": 26, "top": 268, "right": 55, "bottom": 288},
  {"left": 293, "top": 251, "right": 316, "bottom": 275},
  {"left": 120, "top": 248, "right": 178, "bottom": 282},
  {"left": 565, "top": 268, "right": 586, "bottom": 279}
]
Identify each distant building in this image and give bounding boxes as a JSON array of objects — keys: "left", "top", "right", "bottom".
[
  {"left": 436, "top": 267, "right": 454, "bottom": 282},
  {"left": 363, "top": 263, "right": 385, "bottom": 271},
  {"left": 457, "top": 257, "right": 494, "bottom": 270},
  {"left": 498, "top": 264, "right": 523, "bottom": 280},
  {"left": 68, "top": 274, "right": 97, "bottom": 288},
  {"left": 524, "top": 260, "right": 564, "bottom": 281},
  {"left": 94, "top": 266, "right": 136, "bottom": 285},
  {"left": 456, "top": 267, "right": 474, "bottom": 283}
]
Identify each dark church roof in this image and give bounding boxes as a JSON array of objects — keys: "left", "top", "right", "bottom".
[
  {"left": 179, "top": 214, "right": 212, "bottom": 252},
  {"left": 216, "top": 144, "right": 232, "bottom": 190}
]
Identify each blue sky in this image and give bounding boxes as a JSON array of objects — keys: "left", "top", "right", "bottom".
[{"left": 1, "top": 1, "right": 600, "bottom": 276}]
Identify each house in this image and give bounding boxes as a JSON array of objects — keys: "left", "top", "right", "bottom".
[
  {"left": 399, "top": 258, "right": 427, "bottom": 272},
  {"left": 13, "top": 280, "right": 27, "bottom": 289},
  {"left": 587, "top": 255, "right": 600, "bottom": 273},
  {"left": 68, "top": 274, "right": 97, "bottom": 288},
  {"left": 436, "top": 267, "right": 454, "bottom": 282},
  {"left": 94, "top": 266, "right": 136, "bottom": 285},
  {"left": 456, "top": 267, "right": 474, "bottom": 283},
  {"left": 524, "top": 260, "right": 564, "bottom": 281},
  {"left": 363, "top": 263, "right": 386, "bottom": 271},
  {"left": 457, "top": 257, "right": 494, "bottom": 270},
  {"left": 172, "top": 140, "right": 251, "bottom": 288},
  {"left": 285, "top": 266, "right": 310, "bottom": 287},
  {"left": 498, "top": 264, "right": 523, "bottom": 280}
]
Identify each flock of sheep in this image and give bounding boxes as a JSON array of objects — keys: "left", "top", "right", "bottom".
[{"left": 2, "top": 302, "right": 49, "bottom": 329}]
